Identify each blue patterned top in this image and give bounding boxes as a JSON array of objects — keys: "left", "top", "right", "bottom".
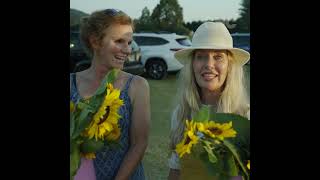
[{"left": 70, "top": 73, "right": 145, "bottom": 180}]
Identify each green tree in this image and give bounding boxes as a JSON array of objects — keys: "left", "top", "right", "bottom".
[
  {"left": 70, "top": 9, "right": 88, "bottom": 32},
  {"left": 183, "top": 20, "right": 203, "bottom": 33},
  {"left": 183, "top": 19, "right": 238, "bottom": 35},
  {"left": 151, "top": 0, "right": 189, "bottom": 35},
  {"left": 140, "top": 7, "right": 152, "bottom": 25},
  {"left": 211, "top": 19, "right": 238, "bottom": 33},
  {"left": 135, "top": 7, "right": 155, "bottom": 32},
  {"left": 236, "top": 0, "right": 250, "bottom": 32},
  {"left": 70, "top": 8, "right": 88, "bottom": 27}
]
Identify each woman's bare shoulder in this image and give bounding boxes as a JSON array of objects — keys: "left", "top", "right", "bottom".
[
  {"left": 128, "top": 74, "right": 149, "bottom": 103},
  {"left": 131, "top": 75, "right": 149, "bottom": 88}
]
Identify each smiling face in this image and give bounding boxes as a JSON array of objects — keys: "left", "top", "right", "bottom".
[
  {"left": 192, "top": 49, "right": 229, "bottom": 92},
  {"left": 91, "top": 23, "right": 133, "bottom": 69}
]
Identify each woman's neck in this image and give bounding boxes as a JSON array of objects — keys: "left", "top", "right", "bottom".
[
  {"left": 86, "top": 59, "right": 113, "bottom": 83},
  {"left": 200, "top": 88, "right": 221, "bottom": 106}
]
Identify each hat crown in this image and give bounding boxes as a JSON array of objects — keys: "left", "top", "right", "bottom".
[{"left": 192, "top": 22, "right": 233, "bottom": 49}]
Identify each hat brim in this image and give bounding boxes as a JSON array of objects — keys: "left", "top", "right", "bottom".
[{"left": 175, "top": 46, "right": 250, "bottom": 66}]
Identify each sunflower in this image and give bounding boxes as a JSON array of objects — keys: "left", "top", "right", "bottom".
[
  {"left": 105, "top": 124, "right": 121, "bottom": 141},
  {"left": 197, "top": 121, "right": 236, "bottom": 141},
  {"left": 175, "top": 120, "right": 199, "bottom": 158},
  {"left": 81, "top": 152, "right": 96, "bottom": 159},
  {"left": 83, "top": 83, "right": 124, "bottom": 140}
]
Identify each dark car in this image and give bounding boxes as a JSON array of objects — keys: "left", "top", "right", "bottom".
[
  {"left": 70, "top": 31, "right": 88, "bottom": 72},
  {"left": 70, "top": 31, "right": 144, "bottom": 74}
]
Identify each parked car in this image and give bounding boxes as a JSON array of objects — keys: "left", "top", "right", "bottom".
[
  {"left": 133, "top": 32, "right": 191, "bottom": 79},
  {"left": 70, "top": 31, "right": 144, "bottom": 74},
  {"left": 70, "top": 31, "right": 88, "bottom": 72},
  {"left": 232, "top": 33, "right": 250, "bottom": 64}
]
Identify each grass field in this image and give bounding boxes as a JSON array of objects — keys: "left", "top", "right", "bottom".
[{"left": 142, "top": 65, "right": 250, "bottom": 180}]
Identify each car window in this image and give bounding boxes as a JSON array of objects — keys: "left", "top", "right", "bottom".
[
  {"left": 133, "top": 36, "right": 169, "bottom": 46},
  {"left": 130, "top": 40, "right": 140, "bottom": 52},
  {"left": 176, "top": 38, "right": 192, "bottom": 46}
]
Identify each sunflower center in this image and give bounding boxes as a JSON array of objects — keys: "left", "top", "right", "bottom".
[
  {"left": 184, "top": 137, "right": 191, "bottom": 145},
  {"left": 209, "top": 127, "right": 222, "bottom": 135},
  {"left": 99, "top": 106, "right": 110, "bottom": 124}
]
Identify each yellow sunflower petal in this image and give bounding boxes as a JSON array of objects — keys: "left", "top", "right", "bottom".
[
  {"left": 107, "top": 83, "right": 113, "bottom": 91},
  {"left": 98, "top": 125, "right": 107, "bottom": 138},
  {"left": 106, "top": 125, "right": 121, "bottom": 141},
  {"left": 102, "top": 121, "right": 114, "bottom": 132},
  {"left": 197, "top": 123, "right": 205, "bottom": 132},
  {"left": 175, "top": 120, "right": 199, "bottom": 158},
  {"left": 221, "top": 129, "right": 237, "bottom": 138},
  {"left": 221, "top": 121, "right": 232, "bottom": 130},
  {"left": 82, "top": 85, "right": 123, "bottom": 141},
  {"left": 87, "top": 123, "right": 98, "bottom": 139}
]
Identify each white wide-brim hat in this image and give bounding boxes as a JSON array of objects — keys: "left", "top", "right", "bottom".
[{"left": 175, "top": 22, "right": 250, "bottom": 65}]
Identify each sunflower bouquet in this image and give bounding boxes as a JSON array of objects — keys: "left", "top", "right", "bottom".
[
  {"left": 175, "top": 106, "right": 250, "bottom": 180},
  {"left": 70, "top": 69, "right": 124, "bottom": 180}
]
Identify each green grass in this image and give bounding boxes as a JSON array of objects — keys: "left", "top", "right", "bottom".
[
  {"left": 142, "top": 65, "right": 250, "bottom": 179},
  {"left": 143, "top": 74, "right": 179, "bottom": 180}
]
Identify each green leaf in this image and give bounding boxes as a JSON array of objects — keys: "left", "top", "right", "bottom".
[
  {"left": 77, "top": 101, "right": 95, "bottom": 112},
  {"left": 70, "top": 113, "right": 75, "bottom": 138},
  {"left": 207, "top": 111, "right": 250, "bottom": 166},
  {"left": 72, "top": 113, "right": 92, "bottom": 140},
  {"left": 223, "top": 140, "right": 249, "bottom": 179},
  {"left": 78, "top": 109, "right": 92, "bottom": 128},
  {"left": 76, "top": 101, "right": 89, "bottom": 110},
  {"left": 193, "top": 105, "right": 210, "bottom": 122},
  {"left": 87, "top": 96, "right": 103, "bottom": 110},
  {"left": 202, "top": 149, "right": 240, "bottom": 180},
  {"left": 199, "top": 152, "right": 222, "bottom": 176},
  {"left": 94, "top": 69, "right": 119, "bottom": 96},
  {"left": 106, "top": 69, "right": 118, "bottom": 84},
  {"left": 80, "top": 138, "right": 105, "bottom": 153},
  {"left": 202, "top": 140, "right": 217, "bottom": 163},
  {"left": 106, "top": 140, "right": 122, "bottom": 149},
  {"left": 223, "top": 151, "right": 239, "bottom": 176},
  {"left": 70, "top": 142, "right": 81, "bottom": 180}
]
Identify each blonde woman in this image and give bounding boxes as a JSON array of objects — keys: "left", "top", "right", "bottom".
[{"left": 168, "top": 22, "right": 250, "bottom": 180}]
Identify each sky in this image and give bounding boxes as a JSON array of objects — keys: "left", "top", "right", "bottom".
[{"left": 70, "top": 0, "right": 243, "bottom": 22}]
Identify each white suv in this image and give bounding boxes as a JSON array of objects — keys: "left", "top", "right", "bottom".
[{"left": 133, "top": 32, "right": 191, "bottom": 79}]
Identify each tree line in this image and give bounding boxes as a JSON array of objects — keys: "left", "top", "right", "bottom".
[
  {"left": 70, "top": 0, "right": 249, "bottom": 35},
  {"left": 134, "top": 0, "right": 249, "bottom": 35}
]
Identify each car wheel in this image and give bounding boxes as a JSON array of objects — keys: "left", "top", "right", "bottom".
[{"left": 146, "top": 60, "right": 167, "bottom": 80}]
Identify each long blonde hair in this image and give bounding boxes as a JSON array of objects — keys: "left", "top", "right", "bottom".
[{"left": 170, "top": 51, "right": 249, "bottom": 149}]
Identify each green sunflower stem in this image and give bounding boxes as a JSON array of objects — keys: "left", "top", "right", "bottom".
[
  {"left": 223, "top": 140, "right": 249, "bottom": 180},
  {"left": 70, "top": 142, "right": 81, "bottom": 180},
  {"left": 201, "top": 140, "right": 218, "bottom": 163},
  {"left": 80, "top": 138, "right": 105, "bottom": 153}
]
